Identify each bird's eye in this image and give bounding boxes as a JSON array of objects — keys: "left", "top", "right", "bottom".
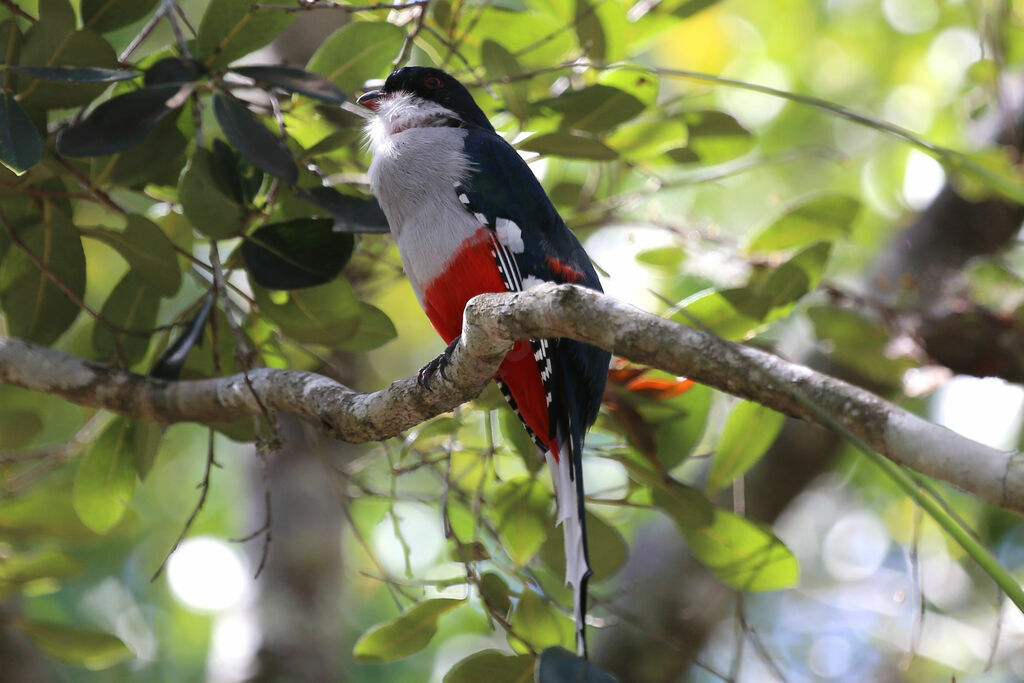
[{"left": 424, "top": 76, "right": 442, "bottom": 89}]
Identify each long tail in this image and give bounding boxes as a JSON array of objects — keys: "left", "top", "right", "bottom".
[{"left": 545, "top": 417, "right": 591, "bottom": 657}]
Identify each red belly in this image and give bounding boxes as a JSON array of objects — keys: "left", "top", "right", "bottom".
[{"left": 421, "top": 228, "right": 556, "bottom": 456}]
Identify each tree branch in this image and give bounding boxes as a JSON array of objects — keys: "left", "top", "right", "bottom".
[{"left": 1, "top": 284, "right": 1021, "bottom": 512}]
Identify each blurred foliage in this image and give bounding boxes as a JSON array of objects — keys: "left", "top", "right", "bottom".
[{"left": 0, "top": 0, "right": 1023, "bottom": 680}]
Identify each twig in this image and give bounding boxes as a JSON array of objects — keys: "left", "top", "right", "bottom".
[
  {"left": 51, "top": 153, "right": 127, "bottom": 215},
  {"left": 392, "top": 0, "right": 428, "bottom": 69},
  {"left": 253, "top": 0, "right": 428, "bottom": 12},
  {"left": 0, "top": 0, "right": 35, "bottom": 22}
]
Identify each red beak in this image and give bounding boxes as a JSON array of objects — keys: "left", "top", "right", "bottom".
[{"left": 356, "top": 89, "right": 384, "bottom": 111}]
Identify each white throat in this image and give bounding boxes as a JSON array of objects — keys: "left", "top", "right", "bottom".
[{"left": 366, "top": 92, "right": 460, "bottom": 154}]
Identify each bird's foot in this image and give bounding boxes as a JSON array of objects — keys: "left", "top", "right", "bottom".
[{"left": 418, "top": 337, "right": 460, "bottom": 391}]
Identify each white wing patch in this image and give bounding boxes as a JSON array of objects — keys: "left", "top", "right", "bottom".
[{"left": 495, "top": 217, "right": 525, "bottom": 253}]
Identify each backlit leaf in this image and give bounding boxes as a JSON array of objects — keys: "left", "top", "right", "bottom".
[
  {"left": 541, "top": 511, "right": 628, "bottom": 582},
  {"left": 0, "top": 93, "right": 41, "bottom": 174},
  {"left": 444, "top": 650, "right": 533, "bottom": 683},
  {"left": 307, "top": 21, "right": 405, "bottom": 96},
  {"left": 500, "top": 407, "right": 542, "bottom": 473},
  {"left": 72, "top": 417, "right": 137, "bottom": 534},
  {"left": 352, "top": 598, "right": 464, "bottom": 663},
  {"left": 683, "top": 110, "right": 754, "bottom": 165},
  {"left": 509, "top": 588, "right": 573, "bottom": 652},
  {"left": 481, "top": 40, "right": 528, "bottom": 121},
  {"left": 213, "top": 92, "right": 296, "bottom": 182},
  {"left": 13, "top": 618, "right": 133, "bottom": 670},
  {"left": 196, "top": 0, "right": 296, "bottom": 69},
  {"left": 749, "top": 195, "right": 861, "bottom": 252},
  {"left": 478, "top": 571, "right": 512, "bottom": 616},
  {"left": 707, "top": 400, "right": 785, "bottom": 492},
  {"left": 242, "top": 217, "right": 353, "bottom": 290}
]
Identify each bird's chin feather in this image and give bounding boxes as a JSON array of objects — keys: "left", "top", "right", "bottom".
[{"left": 364, "top": 91, "right": 461, "bottom": 152}]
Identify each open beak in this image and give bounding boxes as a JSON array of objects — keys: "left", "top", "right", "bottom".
[{"left": 356, "top": 89, "right": 384, "bottom": 111}]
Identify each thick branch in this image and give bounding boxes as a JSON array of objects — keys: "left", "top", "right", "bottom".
[{"left": 1, "top": 284, "right": 1021, "bottom": 512}]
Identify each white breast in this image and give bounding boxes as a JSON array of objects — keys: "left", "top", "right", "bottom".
[{"left": 367, "top": 125, "right": 481, "bottom": 301}]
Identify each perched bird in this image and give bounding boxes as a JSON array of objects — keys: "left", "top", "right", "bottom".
[{"left": 358, "top": 66, "right": 611, "bottom": 656}]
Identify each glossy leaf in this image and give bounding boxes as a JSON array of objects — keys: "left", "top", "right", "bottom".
[
  {"left": 214, "top": 92, "right": 297, "bottom": 182},
  {"left": 674, "top": 508, "right": 799, "bottom": 592},
  {"left": 333, "top": 303, "right": 397, "bottom": 352},
  {"left": 17, "top": 27, "right": 117, "bottom": 109},
  {"left": 0, "top": 92, "right": 42, "bottom": 174},
  {"left": 92, "top": 272, "right": 160, "bottom": 365},
  {"left": 509, "top": 588, "right": 573, "bottom": 652},
  {"left": 307, "top": 21, "right": 405, "bottom": 96},
  {"left": 242, "top": 217, "right": 353, "bottom": 290},
  {"left": 444, "top": 650, "right": 534, "bottom": 683},
  {"left": 295, "top": 187, "right": 391, "bottom": 234},
  {"left": 86, "top": 216, "right": 181, "bottom": 296},
  {"left": 491, "top": 477, "right": 552, "bottom": 566},
  {"left": 72, "top": 417, "right": 138, "bottom": 534},
  {"left": 178, "top": 147, "right": 247, "bottom": 240},
  {"left": 0, "top": 203, "right": 86, "bottom": 345},
  {"left": 150, "top": 293, "right": 215, "bottom": 381},
  {"left": 57, "top": 84, "right": 186, "bottom": 157},
  {"left": 144, "top": 57, "right": 206, "bottom": 86},
  {"left": 196, "top": 0, "right": 296, "bottom": 69},
  {"left": 536, "top": 646, "right": 616, "bottom": 683},
  {"left": 13, "top": 618, "right": 133, "bottom": 669},
  {"left": 352, "top": 598, "right": 464, "bottom": 663},
  {"left": 6, "top": 65, "right": 139, "bottom": 82},
  {"left": 518, "top": 132, "right": 618, "bottom": 160},
  {"left": 252, "top": 277, "right": 361, "bottom": 344},
  {"left": 82, "top": 0, "right": 160, "bottom": 32},
  {"left": 538, "top": 84, "right": 645, "bottom": 133},
  {"left": 231, "top": 64, "right": 347, "bottom": 104},
  {"left": 707, "top": 400, "right": 785, "bottom": 492},
  {"left": 749, "top": 195, "right": 861, "bottom": 252}
]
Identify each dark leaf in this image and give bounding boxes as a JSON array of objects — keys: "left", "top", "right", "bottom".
[
  {"left": 92, "top": 272, "right": 160, "bottom": 365},
  {"left": 150, "top": 293, "right": 215, "bottom": 381},
  {"left": 295, "top": 187, "right": 391, "bottom": 233},
  {"left": 333, "top": 303, "right": 397, "bottom": 352},
  {"left": 537, "top": 647, "right": 617, "bottom": 682},
  {"left": 213, "top": 92, "right": 296, "bottom": 182},
  {"left": 0, "top": 93, "right": 42, "bottom": 175},
  {"left": 231, "top": 65, "right": 347, "bottom": 104},
  {"left": 242, "top": 217, "right": 354, "bottom": 290},
  {"left": 82, "top": 0, "right": 160, "bottom": 33},
  {"left": 178, "top": 147, "right": 247, "bottom": 239},
  {"left": 105, "top": 113, "right": 187, "bottom": 188},
  {"left": 518, "top": 132, "right": 618, "bottom": 160},
  {"left": 536, "top": 84, "right": 645, "bottom": 133},
  {"left": 16, "top": 27, "right": 118, "bottom": 109},
  {"left": 672, "top": 0, "right": 722, "bottom": 17},
  {"left": 6, "top": 65, "right": 139, "bottom": 82},
  {"left": 57, "top": 84, "right": 187, "bottom": 157},
  {"left": 144, "top": 57, "right": 206, "bottom": 86},
  {"left": 478, "top": 572, "right": 512, "bottom": 616},
  {"left": 212, "top": 138, "right": 262, "bottom": 205}
]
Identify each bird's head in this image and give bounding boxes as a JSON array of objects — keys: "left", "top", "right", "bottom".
[{"left": 357, "top": 66, "right": 494, "bottom": 133}]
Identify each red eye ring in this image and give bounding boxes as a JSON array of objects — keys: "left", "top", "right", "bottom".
[{"left": 425, "top": 76, "right": 442, "bottom": 89}]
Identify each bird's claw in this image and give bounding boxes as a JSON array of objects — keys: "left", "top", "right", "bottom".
[{"left": 417, "top": 337, "right": 459, "bottom": 391}]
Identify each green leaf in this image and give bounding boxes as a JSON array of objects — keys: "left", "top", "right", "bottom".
[
  {"left": 541, "top": 511, "right": 628, "bottom": 582},
  {"left": 481, "top": 40, "right": 528, "bottom": 122},
  {"left": 606, "top": 119, "right": 686, "bottom": 161},
  {"left": 72, "top": 418, "right": 138, "bottom": 534},
  {"left": 518, "top": 132, "right": 618, "bottom": 160},
  {"left": 635, "top": 245, "right": 685, "bottom": 269},
  {"left": 652, "top": 383, "right": 711, "bottom": 469},
  {"left": 682, "top": 110, "right": 754, "bottom": 165},
  {"left": 213, "top": 92, "right": 297, "bottom": 182},
  {"left": 674, "top": 288, "right": 764, "bottom": 341},
  {"left": 196, "top": 0, "right": 296, "bottom": 69},
  {"left": 0, "top": 409, "right": 43, "bottom": 449},
  {"left": 478, "top": 571, "right": 512, "bottom": 616},
  {"left": 13, "top": 618, "right": 133, "bottom": 670},
  {"left": 491, "top": 477, "right": 552, "bottom": 566},
  {"left": 0, "top": 549, "right": 82, "bottom": 588},
  {"left": 252, "top": 276, "right": 361, "bottom": 344},
  {"left": 231, "top": 64, "right": 347, "bottom": 104},
  {"left": 92, "top": 272, "right": 160, "bottom": 364},
  {"left": 56, "top": 84, "right": 186, "bottom": 157},
  {"left": 753, "top": 241, "right": 831, "bottom": 310},
  {"left": 6, "top": 65, "right": 139, "bottom": 82},
  {"left": 672, "top": 508, "right": 799, "bottom": 592},
  {"left": 307, "top": 21, "right": 405, "bottom": 97},
  {"left": 85, "top": 216, "right": 181, "bottom": 297},
  {"left": 538, "top": 85, "right": 645, "bottom": 133},
  {"left": 295, "top": 187, "right": 391, "bottom": 234},
  {"left": 806, "top": 305, "right": 915, "bottom": 388},
  {"left": 509, "top": 588, "right": 573, "bottom": 652},
  {"left": 500, "top": 407, "right": 542, "bottom": 473},
  {"left": 150, "top": 293, "right": 215, "bottom": 381},
  {"left": 17, "top": 27, "right": 118, "bottom": 109},
  {"left": 0, "top": 92, "right": 41, "bottom": 174},
  {"left": 352, "top": 598, "right": 464, "bottom": 663},
  {"left": 536, "top": 646, "right": 617, "bottom": 683},
  {"left": 178, "top": 147, "right": 247, "bottom": 240},
  {"left": 649, "top": 480, "right": 714, "bottom": 529},
  {"left": 132, "top": 420, "right": 162, "bottom": 479},
  {"left": 0, "top": 202, "right": 86, "bottom": 345},
  {"left": 242, "top": 217, "right": 353, "bottom": 290},
  {"left": 707, "top": 401, "right": 785, "bottom": 492},
  {"left": 597, "top": 68, "right": 659, "bottom": 106},
  {"left": 672, "top": 0, "right": 723, "bottom": 18},
  {"left": 333, "top": 303, "right": 397, "bottom": 352},
  {"left": 444, "top": 650, "right": 534, "bottom": 683},
  {"left": 82, "top": 0, "right": 160, "bottom": 33},
  {"left": 749, "top": 196, "right": 861, "bottom": 252},
  {"left": 104, "top": 113, "right": 188, "bottom": 188}
]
